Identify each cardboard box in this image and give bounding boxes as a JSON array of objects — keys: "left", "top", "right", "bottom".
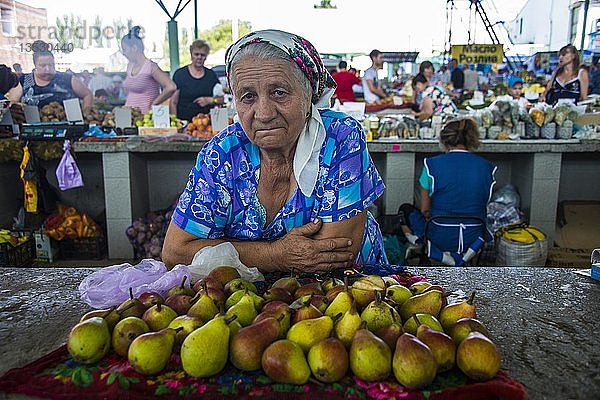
[
  {"left": 555, "top": 201, "right": 600, "bottom": 249},
  {"left": 546, "top": 247, "right": 594, "bottom": 268},
  {"left": 33, "top": 233, "right": 58, "bottom": 262}
]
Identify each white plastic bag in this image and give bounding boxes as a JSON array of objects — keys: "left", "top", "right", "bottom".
[{"left": 189, "top": 242, "right": 264, "bottom": 283}]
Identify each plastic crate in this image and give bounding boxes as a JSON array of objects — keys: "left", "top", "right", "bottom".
[
  {"left": 0, "top": 236, "right": 35, "bottom": 266},
  {"left": 58, "top": 236, "right": 107, "bottom": 260}
]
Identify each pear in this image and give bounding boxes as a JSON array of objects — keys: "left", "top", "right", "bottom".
[
  {"left": 448, "top": 317, "right": 491, "bottom": 344},
  {"left": 399, "top": 290, "right": 443, "bottom": 321},
  {"left": 307, "top": 337, "right": 349, "bottom": 383},
  {"left": 128, "top": 327, "right": 177, "bottom": 375},
  {"left": 335, "top": 301, "right": 363, "bottom": 348},
  {"left": 403, "top": 313, "right": 443, "bottom": 335},
  {"left": 230, "top": 315, "right": 283, "bottom": 371},
  {"left": 382, "top": 276, "right": 400, "bottom": 287},
  {"left": 291, "top": 294, "right": 329, "bottom": 314},
  {"left": 137, "top": 291, "right": 164, "bottom": 308},
  {"left": 287, "top": 315, "right": 334, "bottom": 353},
  {"left": 181, "top": 315, "right": 235, "bottom": 377},
  {"left": 456, "top": 332, "right": 501, "bottom": 381},
  {"left": 111, "top": 316, "right": 150, "bottom": 357},
  {"left": 80, "top": 306, "right": 120, "bottom": 331},
  {"left": 375, "top": 322, "right": 404, "bottom": 352},
  {"left": 294, "top": 282, "right": 324, "bottom": 299},
  {"left": 349, "top": 323, "right": 392, "bottom": 381},
  {"left": 168, "top": 315, "right": 203, "bottom": 345},
  {"left": 67, "top": 317, "right": 111, "bottom": 364},
  {"left": 321, "top": 277, "right": 344, "bottom": 293},
  {"left": 254, "top": 302, "right": 292, "bottom": 339},
  {"left": 226, "top": 289, "right": 264, "bottom": 310},
  {"left": 263, "top": 287, "right": 294, "bottom": 304},
  {"left": 271, "top": 275, "right": 301, "bottom": 295},
  {"left": 416, "top": 323, "right": 456, "bottom": 372},
  {"left": 262, "top": 339, "right": 311, "bottom": 384},
  {"left": 385, "top": 284, "right": 412, "bottom": 306},
  {"left": 325, "top": 284, "right": 346, "bottom": 303},
  {"left": 408, "top": 281, "right": 432, "bottom": 295},
  {"left": 142, "top": 303, "right": 178, "bottom": 331},
  {"left": 325, "top": 289, "right": 353, "bottom": 319},
  {"left": 439, "top": 291, "right": 477, "bottom": 331},
  {"left": 360, "top": 290, "right": 400, "bottom": 332},
  {"left": 228, "top": 319, "right": 243, "bottom": 336},
  {"left": 261, "top": 300, "right": 292, "bottom": 314},
  {"left": 392, "top": 333, "right": 437, "bottom": 389},
  {"left": 292, "top": 302, "right": 323, "bottom": 324},
  {"left": 116, "top": 288, "right": 147, "bottom": 319},
  {"left": 165, "top": 293, "right": 195, "bottom": 315},
  {"left": 187, "top": 290, "right": 219, "bottom": 322},
  {"left": 192, "top": 276, "right": 223, "bottom": 292},
  {"left": 224, "top": 278, "right": 257, "bottom": 296},
  {"left": 207, "top": 265, "right": 241, "bottom": 287},
  {"left": 350, "top": 275, "right": 386, "bottom": 307},
  {"left": 225, "top": 291, "right": 258, "bottom": 326},
  {"left": 195, "top": 284, "right": 226, "bottom": 307},
  {"left": 165, "top": 276, "right": 195, "bottom": 298}
]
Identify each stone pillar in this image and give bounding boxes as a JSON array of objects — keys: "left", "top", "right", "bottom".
[{"left": 382, "top": 152, "right": 415, "bottom": 215}]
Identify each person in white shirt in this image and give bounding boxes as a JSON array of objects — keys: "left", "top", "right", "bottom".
[
  {"left": 88, "top": 67, "right": 113, "bottom": 95},
  {"left": 362, "top": 49, "right": 386, "bottom": 103},
  {"left": 463, "top": 64, "right": 479, "bottom": 91}
]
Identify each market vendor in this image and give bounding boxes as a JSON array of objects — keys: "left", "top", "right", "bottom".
[
  {"left": 541, "top": 44, "right": 588, "bottom": 106},
  {"left": 170, "top": 39, "right": 224, "bottom": 121},
  {"left": 0, "top": 64, "right": 22, "bottom": 105},
  {"left": 162, "top": 29, "right": 388, "bottom": 273},
  {"left": 19, "top": 41, "right": 93, "bottom": 110},
  {"left": 411, "top": 73, "right": 457, "bottom": 120}
]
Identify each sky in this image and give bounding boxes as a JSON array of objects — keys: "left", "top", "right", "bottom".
[{"left": 20, "top": 0, "right": 528, "bottom": 61}]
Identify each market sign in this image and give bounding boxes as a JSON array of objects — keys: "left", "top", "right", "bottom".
[
  {"left": 451, "top": 44, "right": 503, "bottom": 64},
  {"left": 382, "top": 52, "right": 419, "bottom": 63}
]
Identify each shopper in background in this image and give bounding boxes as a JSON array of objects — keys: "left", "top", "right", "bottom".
[
  {"left": 362, "top": 49, "right": 387, "bottom": 103},
  {"left": 463, "top": 64, "right": 479, "bottom": 91},
  {"left": 12, "top": 63, "right": 23, "bottom": 79},
  {"left": 541, "top": 44, "right": 588, "bottom": 106},
  {"left": 107, "top": 74, "right": 127, "bottom": 105},
  {"left": 170, "top": 39, "right": 223, "bottom": 121},
  {"left": 332, "top": 60, "right": 361, "bottom": 102},
  {"left": 121, "top": 26, "right": 176, "bottom": 114},
  {"left": 414, "top": 61, "right": 436, "bottom": 106},
  {"left": 449, "top": 58, "right": 464, "bottom": 90},
  {"left": 88, "top": 67, "right": 113, "bottom": 95},
  {"left": 411, "top": 73, "right": 457, "bottom": 120},
  {"left": 398, "top": 118, "right": 496, "bottom": 266},
  {"left": 1, "top": 64, "right": 22, "bottom": 104},
  {"left": 507, "top": 76, "right": 530, "bottom": 110},
  {"left": 19, "top": 41, "right": 92, "bottom": 109}
]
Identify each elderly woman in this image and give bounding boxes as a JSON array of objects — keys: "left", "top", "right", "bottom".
[
  {"left": 398, "top": 118, "right": 496, "bottom": 266},
  {"left": 19, "top": 41, "right": 92, "bottom": 109},
  {"left": 162, "top": 29, "right": 388, "bottom": 273}
]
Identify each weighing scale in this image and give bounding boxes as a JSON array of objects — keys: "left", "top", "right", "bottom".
[{"left": 19, "top": 122, "right": 89, "bottom": 141}]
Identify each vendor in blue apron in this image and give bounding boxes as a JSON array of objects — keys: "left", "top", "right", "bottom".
[
  {"left": 399, "top": 118, "right": 497, "bottom": 266},
  {"left": 19, "top": 40, "right": 92, "bottom": 110}
]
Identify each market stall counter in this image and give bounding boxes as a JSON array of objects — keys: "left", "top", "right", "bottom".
[{"left": 0, "top": 266, "right": 598, "bottom": 399}]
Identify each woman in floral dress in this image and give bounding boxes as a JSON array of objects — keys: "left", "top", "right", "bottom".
[{"left": 411, "top": 73, "right": 457, "bottom": 120}]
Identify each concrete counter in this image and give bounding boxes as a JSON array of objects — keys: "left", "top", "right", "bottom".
[{"left": 0, "top": 267, "right": 598, "bottom": 399}]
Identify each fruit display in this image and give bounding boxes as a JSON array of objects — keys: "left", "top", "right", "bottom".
[
  {"left": 125, "top": 207, "right": 174, "bottom": 260},
  {"left": 40, "top": 102, "right": 66, "bottom": 122},
  {"left": 83, "top": 106, "right": 105, "bottom": 125},
  {"left": 186, "top": 112, "right": 213, "bottom": 138},
  {"left": 44, "top": 203, "right": 103, "bottom": 240},
  {"left": 66, "top": 268, "right": 504, "bottom": 391},
  {"left": 134, "top": 110, "right": 183, "bottom": 128}
]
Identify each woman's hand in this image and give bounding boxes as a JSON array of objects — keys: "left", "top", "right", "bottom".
[
  {"left": 194, "top": 96, "right": 214, "bottom": 107},
  {"left": 272, "top": 219, "right": 355, "bottom": 273}
]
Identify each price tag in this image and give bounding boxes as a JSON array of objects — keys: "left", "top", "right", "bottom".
[
  {"left": 63, "top": 98, "right": 83, "bottom": 123},
  {"left": 152, "top": 105, "right": 170, "bottom": 128},
  {"left": 114, "top": 107, "right": 132, "bottom": 129},
  {"left": 23, "top": 105, "right": 41, "bottom": 123}
]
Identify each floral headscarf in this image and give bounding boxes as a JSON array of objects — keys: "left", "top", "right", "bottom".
[{"left": 225, "top": 29, "right": 336, "bottom": 108}]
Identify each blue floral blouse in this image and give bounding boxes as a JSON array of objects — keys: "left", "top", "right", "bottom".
[{"left": 172, "top": 109, "right": 388, "bottom": 266}]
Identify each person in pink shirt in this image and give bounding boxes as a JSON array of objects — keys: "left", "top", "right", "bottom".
[{"left": 121, "top": 26, "right": 176, "bottom": 114}]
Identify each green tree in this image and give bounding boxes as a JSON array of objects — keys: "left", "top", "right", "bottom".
[
  {"left": 201, "top": 20, "right": 252, "bottom": 52},
  {"left": 54, "top": 14, "right": 84, "bottom": 48}
]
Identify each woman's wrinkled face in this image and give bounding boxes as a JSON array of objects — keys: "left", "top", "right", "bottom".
[
  {"left": 231, "top": 57, "right": 309, "bottom": 152},
  {"left": 34, "top": 55, "right": 56, "bottom": 81}
]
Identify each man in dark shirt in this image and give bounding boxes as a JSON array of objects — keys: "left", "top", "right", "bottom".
[
  {"left": 449, "top": 59, "right": 464, "bottom": 90},
  {"left": 332, "top": 60, "right": 361, "bottom": 102},
  {"left": 170, "top": 40, "right": 223, "bottom": 121}
]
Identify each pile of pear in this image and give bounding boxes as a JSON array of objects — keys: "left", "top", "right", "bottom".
[{"left": 67, "top": 267, "right": 501, "bottom": 389}]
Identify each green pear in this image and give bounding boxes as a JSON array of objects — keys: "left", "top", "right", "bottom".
[
  {"left": 111, "top": 317, "right": 150, "bottom": 357},
  {"left": 67, "top": 317, "right": 111, "bottom": 364},
  {"left": 165, "top": 275, "right": 195, "bottom": 298},
  {"left": 408, "top": 281, "right": 432, "bottom": 294},
  {"left": 168, "top": 315, "right": 204, "bottom": 345},
  {"left": 262, "top": 339, "right": 311, "bottom": 384},
  {"left": 393, "top": 333, "right": 437, "bottom": 389},
  {"left": 456, "top": 332, "right": 501, "bottom": 381},
  {"left": 399, "top": 290, "right": 444, "bottom": 321},
  {"left": 321, "top": 277, "right": 344, "bottom": 293},
  {"left": 187, "top": 291, "right": 219, "bottom": 322},
  {"left": 335, "top": 301, "right": 363, "bottom": 348},
  {"left": 350, "top": 275, "right": 386, "bottom": 308},
  {"left": 290, "top": 294, "right": 329, "bottom": 314},
  {"left": 360, "top": 291, "right": 400, "bottom": 332},
  {"left": 225, "top": 291, "right": 257, "bottom": 326},
  {"left": 349, "top": 323, "right": 392, "bottom": 381},
  {"left": 164, "top": 293, "right": 195, "bottom": 315},
  {"left": 287, "top": 315, "right": 334, "bottom": 353},
  {"left": 128, "top": 327, "right": 177, "bottom": 375},
  {"left": 325, "top": 285, "right": 346, "bottom": 303},
  {"left": 382, "top": 276, "right": 400, "bottom": 287},
  {"left": 271, "top": 275, "right": 301, "bottom": 295},
  {"left": 403, "top": 313, "right": 443, "bottom": 335},
  {"left": 294, "top": 282, "right": 324, "bottom": 299},
  {"left": 230, "top": 315, "right": 282, "bottom": 371},
  {"left": 226, "top": 289, "right": 264, "bottom": 310},
  {"left": 254, "top": 302, "right": 292, "bottom": 339},
  {"left": 142, "top": 303, "right": 178, "bottom": 331},
  {"left": 181, "top": 315, "right": 235, "bottom": 377},
  {"left": 448, "top": 318, "right": 491, "bottom": 344},
  {"left": 439, "top": 291, "right": 477, "bottom": 331},
  {"left": 307, "top": 337, "right": 349, "bottom": 383},
  {"left": 207, "top": 266, "right": 241, "bottom": 287},
  {"left": 80, "top": 306, "right": 119, "bottom": 331},
  {"left": 116, "top": 288, "right": 147, "bottom": 319},
  {"left": 375, "top": 322, "right": 404, "bottom": 352},
  {"left": 416, "top": 324, "right": 456, "bottom": 372},
  {"left": 385, "top": 284, "right": 412, "bottom": 306},
  {"left": 224, "top": 278, "right": 257, "bottom": 296},
  {"left": 138, "top": 291, "right": 164, "bottom": 308},
  {"left": 195, "top": 285, "right": 226, "bottom": 307},
  {"left": 292, "top": 299, "right": 323, "bottom": 325},
  {"left": 325, "top": 289, "right": 353, "bottom": 319}
]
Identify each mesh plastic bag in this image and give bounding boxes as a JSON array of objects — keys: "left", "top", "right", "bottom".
[{"left": 495, "top": 223, "right": 548, "bottom": 266}]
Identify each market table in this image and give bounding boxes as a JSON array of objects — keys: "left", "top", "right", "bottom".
[{"left": 0, "top": 266, "right": 599, "bottom": 400}]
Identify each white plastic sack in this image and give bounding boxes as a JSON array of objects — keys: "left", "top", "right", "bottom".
[
  {"left": 79, "top": 259, "right": 192, "bottom": 308},
  {"left": 190, "top": 242, "right": 264, "bottom": 283}
]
